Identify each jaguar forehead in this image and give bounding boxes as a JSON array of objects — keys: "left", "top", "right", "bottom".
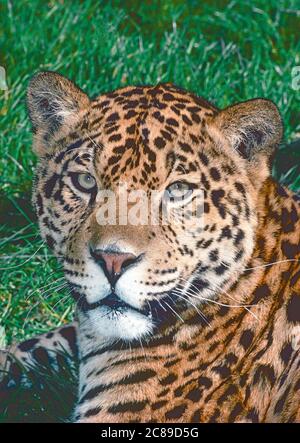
[{"left": 86, "top": 85, "right": 217, "bottom": 188}]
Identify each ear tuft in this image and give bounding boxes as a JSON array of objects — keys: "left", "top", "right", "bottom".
[
  {"left": 27, "top": 71, "right": 89, "bottom": 134},
  {"left": 213, "top": 99, "right": 283, "bottom": 162}
]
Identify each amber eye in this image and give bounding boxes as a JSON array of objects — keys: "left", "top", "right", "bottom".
[
  {"left": 165, "top": 181, "right": 195, "bottom": 202},
  {"left": 70, "top": 173, "right": 97, "bottom": 193}
]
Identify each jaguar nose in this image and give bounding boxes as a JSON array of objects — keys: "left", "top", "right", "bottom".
[{"left": 90, "top": 249, "right": 138, "bottom": 286}]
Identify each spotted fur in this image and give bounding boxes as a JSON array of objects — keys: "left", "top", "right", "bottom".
[{"left": 1, "top": 72, "right": 299, "bottom": 423}]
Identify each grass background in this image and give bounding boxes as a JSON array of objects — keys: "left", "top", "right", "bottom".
[{"left": 0, "top": 0, "right": 300, "bottom": 348}]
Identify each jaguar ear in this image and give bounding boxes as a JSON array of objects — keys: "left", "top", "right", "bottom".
[
  {"left": 27, "top": 71, "right": 89, "bottom": 153},
  {"left": 212, "top": 99, "right": 283, "bottom": 163}
]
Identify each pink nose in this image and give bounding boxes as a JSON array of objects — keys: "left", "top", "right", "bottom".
[
  {"left": 99, "top": 252, "right": 136, "bottom": 276},
  {"left": 91, "top": 249, "right": 138, "bottom": 285}
]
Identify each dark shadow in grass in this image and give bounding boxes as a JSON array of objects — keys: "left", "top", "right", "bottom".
[
  {"left": 0, "top": 191, "right": 36, "bottom": 232},
  {"left": 274, "top": 139, "right": 300, "bottom": 189},
  {"left": 0, "top": 349, "right": 78, "bottom": 423}
]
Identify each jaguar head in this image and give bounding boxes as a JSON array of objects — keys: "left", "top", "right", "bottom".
[{"left": 27, "top": 72, "right": 282, "bottom": 341}]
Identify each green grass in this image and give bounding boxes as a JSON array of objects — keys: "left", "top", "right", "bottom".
[{"left": 0, "top": 0, "right": 300, "bottom": 344}]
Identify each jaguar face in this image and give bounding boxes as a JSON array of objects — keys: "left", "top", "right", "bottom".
[{"left": 28, "top": 72, "right": 282, "bottom": 341}]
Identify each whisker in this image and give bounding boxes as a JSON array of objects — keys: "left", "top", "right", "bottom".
[
  {"left": 189, "top": 287, "right": 255, "bottom": 308},
  {"left": 208, "top": 280, "right": 259, "bottom": 321},
  {"left": 163, "top": 299, "right": 185, "bottom": 323},
  {"left": 171, "top": 289, "right": 212, "bottom": 327},
  {"left": 177, "top": 274, "right": 260, "bottom": 321},
  {"left": 222, "top": 258, "right": 300, "bottom": 272},
  {"left": 176, "top": 272, "right": 263, "bottom": 322},
  {"left": 177, "top": 279, "right": 257, "bottom": 307},
  {"left": 174, "top": 285, "right": 256, "bottom": 308},
  {"left": 25, "top": 276, "right": 65, "bottom": 300},
  {"left": 138, "top": 337, "right": 148, "bottom": 362},
  {"left": 23, "top": 283, "right": 70, "bottom": 327},
  {"left": 0, "top": 241, "right": 46, "bottom": 270},
  {"left": 52, "top": 292, "right": 73, "bottom": 310},
  {"left": 87, "top": 135, "right": 104, "bottom": 151},
  {"left": 0, "top": 223, "right": 35, "bottom": 247}
]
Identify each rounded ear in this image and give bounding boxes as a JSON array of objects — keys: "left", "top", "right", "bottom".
[
  {"left": 212, "top": 98, "right": 283, "bottom": 163},
  {"left": 27, "top": 71, "right": 89, "bottom": 153}
]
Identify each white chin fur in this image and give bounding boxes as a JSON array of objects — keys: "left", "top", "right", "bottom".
[{"left": 88, "top": 306, "right": 153, "bottom": 341}]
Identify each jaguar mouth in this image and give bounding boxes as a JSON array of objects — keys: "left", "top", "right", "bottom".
[
  {"left": 71, "top": 283, "right": 184, "bottom": 325},
  {"left": 70, "top": 284, "right": 151, "bottom": 316},
  {"left": 100, "top": 292, "right": 151, "bottom": 317}
]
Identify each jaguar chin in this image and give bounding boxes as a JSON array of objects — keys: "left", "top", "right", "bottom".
[{"left": 73, "top": 289, "right": 155, "bottom": 341}]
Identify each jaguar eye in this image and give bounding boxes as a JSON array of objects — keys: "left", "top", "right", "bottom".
[
  {"left": 70, "top": 173, "right": 97, "bottom": 193},
  {"left": 165, "top": 181, "right": 195, "bottom": 202}
]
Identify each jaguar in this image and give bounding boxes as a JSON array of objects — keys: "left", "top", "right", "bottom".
[{"left": 1, "top": 71, "right": 299, "bottom": 422}]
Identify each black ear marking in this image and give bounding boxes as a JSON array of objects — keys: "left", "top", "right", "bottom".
[
  {"left": 35, "top": 96, "right": 61, "bottom": 123},
  {"left": 252, "top": 129, "right": 264, "bottom": 145},
  {"left": 236, "top": 128, "right": 266, "bottom": 159},
  {"left": 39, "top": 97, "right": 50, "bottom": 112},
  {"left": 27, "top": 71, "right": 89, "bottom": 136},
  {"left": 214, "top": 98, "right": 283, "bottom": 163},
  {"left": 236, "top": 140, "right": 248, "bottom": 160}
]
